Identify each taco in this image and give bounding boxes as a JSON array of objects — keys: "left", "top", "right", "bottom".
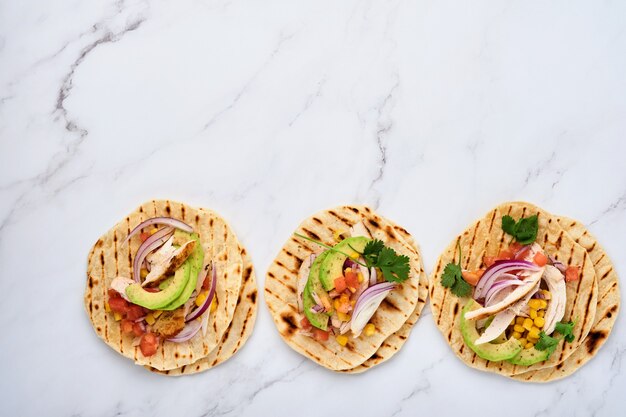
[
  {"left": 264, "top": 206, "right": 428, "bottom": 372},
  {"left": 430, "top": 201, "right": 605, "bottom": 379},
  {"left": 84, "top": 200, "right": 254, "bottom": 372}
]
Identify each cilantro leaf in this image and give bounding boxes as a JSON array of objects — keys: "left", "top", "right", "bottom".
[
  {"left": 501, "top": 215, "right": 538, "bottom": 245},
  {"left": 452, "top": 278, "right": 472, "bottom": 297},
  {"left": 362, "top": 239, "right": 385, "bottom": 267},
  {"left": 555, "top": 320, "right": 576, "bottom": 343},
  {"left": 440, "top": 241, "right": 472, "bottom": 298},
  {"left": 535, "top": 331, "right": 559, "bottom": 352},
  {"left": 377, "top": 247, "right": 410, "bottom": 282},
  {"left": 441, "top": 263, "right": 460, "bottom": 288}
]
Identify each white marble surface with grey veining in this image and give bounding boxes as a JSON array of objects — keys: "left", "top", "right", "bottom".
[{"left": 1, "top": 0, "right": 625, "bottom": 416}]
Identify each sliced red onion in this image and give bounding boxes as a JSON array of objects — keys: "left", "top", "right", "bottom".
[
  {"left": 351, "top": 282, "right": 396, "bottom": 336},
  {"left": 484, "top": 278, "right": 525, "bottom": 307},
  {"left": 310, "top": 305, "right": 324, "bottom": 313},
  {"left": 549, "top": 255, "right": 567, "bottom": 273},
  {"left": 186, "top": 263, "right": 217, "bottom": 322},
  {"left": 194, "top": 264, "right": 210, "bottom": 296},
  {"left": 514, "top": 245, "right": 530, "bottom": 259},
  {"left": 167, "top": 319, "right": 202, "bottom": 343},
  {"left": 474, "top": 260, "right": 541, "bottom": 300},
  {"left": 123, "top": 217, "right": 193, "bottom": 245},
  {"left": 132, "top": 227, "right": 174, "bottom": 283},
  {"left": 134, "top": 316, "right": 147, "bottom": 323},
  {"left": 343, "top": 258, "right": 359, "bottom": 270},
  {"left": 369, "top": 267, "right": 378, "bottom": 286},
  {"left": 311, "top": 291, "right": 323, "bottom": 307},
  {"left": 339, "top": 321, "right": 351, "bottom": 334}
]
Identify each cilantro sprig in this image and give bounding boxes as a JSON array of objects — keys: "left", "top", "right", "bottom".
[
  {"left": 535, "top": 320, "right": 576, "bottom": 357},
  {"left": 362, "top": 239, "right": 410, "bottom": 283},
  {"left": 502, "top": 215, "right": 538, "bottom": 245},
  {"left": 441, "top": 240, "right": 471, "bottom": 297},
  {"left": 293, "top": 233, "right": 410, "bottom": 283}
]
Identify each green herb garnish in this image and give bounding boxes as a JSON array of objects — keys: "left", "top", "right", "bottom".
[
  {"left": 293, "top": 234, "right": 410, "bottom": 283},
  {"left": 502, "top": 214, "right": 538, "bottom": 245},
  {"left": 441, "top": 240, "right": 471, "bottom": 297},
  {"left": 535, "top": 320, "right": 576, "bottom": 357},
  {"left": 362, "top": 239, "right": 410, "bottom": 283}
]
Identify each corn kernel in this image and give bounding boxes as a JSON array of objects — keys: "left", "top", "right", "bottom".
[
  {"left": 344, "top": 267, "right": 352, "bottom": 273},
  {"left": 153, "top": 310, "right": 163, "bottom": 318},
  {"left": 512, "top": 331, "right": 522, "bottom": 339},
  {"left": 528, "top": 327, "right": 540, "bottom": 339},
  {"left": 337, "top": 312, "right": 350, "bottom": 321},
  {"left": 336, "top": 334, "right": 348, "bottom": 346},
  {"left": 525, "top": 342, "right": 535, "bottom": 349},
  {"left": 364, "top": 323, "right": 376, "bottom": 336},
  {"left": 540, "top": 290, "right": 551, "bottom": 300},
  {"left": 195, "top": 291, "right": 208, "bottom": 307},
  {"left": 534, "top": 317, "right": 545, "bottom": 328},
  {"left": 527, "top": 336, "right": 539, "bottom": 343},
  {"left": 528, "top": 299, "right": 542, "bottom": 310},
  {"left": 105, "top": 302, "right": 111, "bottom": 313},
  {"left": 516, "top": 317, "right": 525, "bottom": 325},
  {"left": 210, "top": 299, "right": 217, "bottom": 312},
  {"left": 519, "top": 338, "right": 527, "bottom": 346},
  {"left": 513, "top": 324, "right": 526, "bottom": 333},
  {"left": 510, "top": 317, "right": 516, "bottom": 326},
  {"left": 351, "top": 300, "right": 356, "bottom": 307},
  {"left": 538, "top": 310, "right": 545, "bottom": 318},
  {"left": 145, "top": 313, "right": 155, "bottom": 325},
  {"left": 538, "top": 299, "right": 548, "bottom": 310},
  {"left": 140, "top": 268, "right": 148, "bottom": 279},
  {"left": 357, "top": 273, "right": 364, "bottom": 283},
  {"left": 522, "top": 318, "right": 534, "bottom": 331},
  {"left": 529, "top": 309, "right": 538, "bottom": 320},
  {"left": 150, "top": 227, "right": 159, "bottom": 235},
  {"left": 334, "top": 299, "right": 341, "bottom": 310},
  {"left": 114, "top": 312, "right": 122, "bottom": 321}
]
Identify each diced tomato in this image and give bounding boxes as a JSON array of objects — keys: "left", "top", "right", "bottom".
[
  {"left": 334, "top": 276, "right": 347, "bottom": 293},
  {"left": 462, "top": 270, "right": 483, "bottom": 286},
  {"left": 498, "top": 249, "right": 514, "bottom": 260},
  {"left": 565, "top": 266, "right": 580, "bottom": 282},
  {"left": 509, "top": 241, "right": 523, "bottom": 254},
  {"left": 300, "top": 317, "right": 313, "bottom": 331},
  {"left": 140, "top": 232, "right": 150, "bottom": 242},
  {"left": 313, "top": 328, "right": 329, "bottom": 342},
  {"left": 108, "top": 289, "right": 120, "bottom": 299},
  {"left": 108, "top": 297, "right": 129, "bottom": 314},
  {"left": 345, "top": 271, "right": 359, "bottom": 289},
  {"left": 120, "top": 319, "right": 134, "bottom": 334},
  {"left": 132, "top": 322, "right": 145, "bottom": 337},
  {"left": 533, "top": 252, "right": 548, "bottom": 267},
  {"left": 126, "top": 304, "right": 145, "bottom": 321},
  {"left": 483, "top": 256, "right": 496, "bottom": 267},
  {"left": 140, "top": 333, "right": 159, "bottom": 356}
]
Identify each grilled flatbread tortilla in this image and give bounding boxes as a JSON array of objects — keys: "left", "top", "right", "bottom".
[
  {"left": 85, "top": 200, "right": 244, "bottom": 371},
  {"left": 430, "top": 201, "right": 599, "bottom": 377},
  {"left": 342, "top": 224, "right": 428, "bottom": 374},
  {"left": 149, "top": 245, "right": 258, "bottom": 375},
  {"left": 512, "top": 217, "right": 620, "bottom": 382},
  {"left": 264, "top": 206, "right": 424, "bottom": 371}
]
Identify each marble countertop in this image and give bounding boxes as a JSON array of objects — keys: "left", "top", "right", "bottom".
[{"left": 1, "top": 0, "right": 625, "bottom": 416}]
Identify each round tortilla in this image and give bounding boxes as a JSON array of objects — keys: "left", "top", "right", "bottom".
[
  {"left": 429, "top": 201, "right": 598, "bottom": 377},
  {"left": 264, "top": 206, "right": 423, "bottom": 371},
  {"left": 149, "top": 245, "right": 258, "bottom": 375},
  {"left": 512, "top": 217, "right": 620, "bottom": 382},
  {"left": 342, "top": 223, "right": 428, "bottom": 373},
  {"left": 85, "top": 200, "right": 244, "bottom": 371}
]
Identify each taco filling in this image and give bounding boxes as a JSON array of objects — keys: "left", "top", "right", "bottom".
[
  {"left": 295, "top": 222, "right": 410, "bottom": 346},
  {"left": 442, "top": 214, "right": 581, "bottom": 365},
  {"left": 105, "top": 217, "right": 217, "bottom": 357}
]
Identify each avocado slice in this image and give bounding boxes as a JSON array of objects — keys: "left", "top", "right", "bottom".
[
  {"left": 303, "top": 252, "right": 331, "bottom": 330},
  {"left": 507, "top": 346, "right": 551, "bottom": 366},
  {"left": 125, "top": 231, "right": 199, "bottom": 310},
  {"left": 460, "top": 300, "right": 522, "bottom": 361},
  {"left": 319, "top": 236, "right": 369, "bottom": 291},
  {"left": 161, "top": 233, "right": 204, "bottom": 311},
  {"left": 126, "top": 259, "right": 191, "bottom": 310}
]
